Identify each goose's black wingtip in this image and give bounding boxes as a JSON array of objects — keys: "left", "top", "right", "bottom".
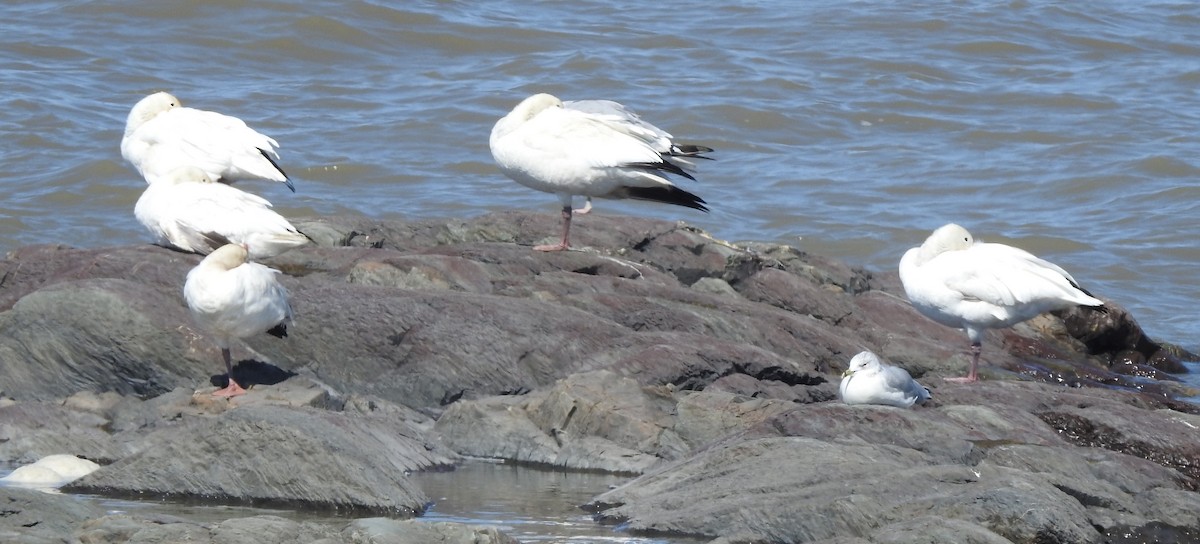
[
  {"left": 258, "top": 148, "right": 295, "bottom": 192},
  {"left": 266, "top": 322, "right": 288, "bottom": 339},
  {"left": 673, "top": 143, "right": 715, "bottom": 159},
  {"left": 620, "top": 185, "right": 709, "bottom": 212}
]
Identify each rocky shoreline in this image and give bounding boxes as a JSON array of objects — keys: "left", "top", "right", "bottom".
[{"left": 1, "top": 212, "right": 1198, "bottom": 543}]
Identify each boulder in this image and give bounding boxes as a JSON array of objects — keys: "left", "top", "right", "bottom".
[
  {"left": 584, "top": 380, "right": 1200, "bottom": 542},
  {"left": 0, "top": 485, "right": 103, "bottom": 544},
  {"left": 67, "top": 399, "right": 456, "bottom": 516}
]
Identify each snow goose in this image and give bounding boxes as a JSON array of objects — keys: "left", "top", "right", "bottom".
[
  {"left": 898, "top": 223, "right": 1104, "bottom": 382},
  {"left": 839, "top": 351, "right": 931, "bottom": 407},
  {"left": 490, "top": 93, "right": 709, "bottom": 251},
  {"left": 561, "top": 99, "right": 713, "bottom": 215},
  {"left": 121, "top": 91, "right": 294, "bottom": 191},
  {"left": 0, "top": 454, "right": 100, "bottom": 489},
  {"left": 134, "top": 165, "right": 309, "bottom": 259},
  {"left": 184, "top": 243, "right": 293, "bottom": 397}
]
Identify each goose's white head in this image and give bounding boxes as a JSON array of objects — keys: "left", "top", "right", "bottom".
[
  {"left": 125, "top": 91, "right": 180, "bottom": 135},
  {"left": 919, "top": 223, "right": 974, "bottom": 261},
  {"left": 204, "top": 243, "right": 250, "bottom": 272},
  {"left": 491, "top": 93, "right": 565, "bottom": 147},
  {"left": 512, "top": 93, "right": 564, "bottom": 121}
]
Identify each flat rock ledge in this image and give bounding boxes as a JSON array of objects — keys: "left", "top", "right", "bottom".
[{"left": 0, "top": 211, "right": 1197, "bottom": 543}]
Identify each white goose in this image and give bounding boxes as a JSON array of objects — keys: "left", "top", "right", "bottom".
[
  {"left": 184, "top": 243, "right": 293, "bottom": 397},
  {"left": 134, "top": 166, "right": 309, "bottom": 259},
  {"left": 561, "top": 99, "right": 713, "bottom": 215},
  {"left": 121, "top": 91, "right": 294, "bottom": 191},
  {"left": 899, "top": 223, "right": 1104, "bottom": 382},
  {"left": 490, "top": 93, "right": 710, "bottom": 251},
  {"left": 840, "top": 351, "right": 931, "bottom": 407},
  {"left": 0, "top": 454, "right": 100, "bottom": 489}
]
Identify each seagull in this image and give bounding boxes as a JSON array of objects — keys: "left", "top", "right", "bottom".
[
  {"left": 489, "top": 93, "right": 710, "bottom": 251},
  {"left": 839, "top": 351, "right": 931, "bottom": 408},
  {"left": 898, "top": 223, "right": 1105, "bottom": 382},
  {"left": 184, "top": 243, "right": 293, "bottom": 397},
  {"left": 121, "top": 91, "right": 294, "bottom": 191},
  {"left": 134, "top": 165, "right": 310, "bottom": 259}
]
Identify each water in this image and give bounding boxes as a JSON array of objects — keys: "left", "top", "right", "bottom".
[
  {"left": 2, "top": 461, "right": 691, "bottom": 543},
  {"left": 1, "top": 0, "right": 1198, "bottom": 515}
]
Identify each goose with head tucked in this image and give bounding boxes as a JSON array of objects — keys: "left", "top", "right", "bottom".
[
  {"left": 121, "top": 91, "right": 294, "bottom": 191},
  {"left": 184, "top": 243, "right": 292, "bottom": 397},
  {"left": 899, "top": 223, "right": 1104, "bottom": 382},
  {"left": 135, "top": 166, "right": 309, "bottom": 259},
  {"left": 489, "top": 93, "right": 710, "bottom": 251}
]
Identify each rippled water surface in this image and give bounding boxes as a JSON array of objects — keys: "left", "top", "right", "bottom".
[{"left": 1, "top": 5, "right": 1196, "bottom": 368}]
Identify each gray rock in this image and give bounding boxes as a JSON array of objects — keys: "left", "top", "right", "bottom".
[
  {"left": 585, "top": 380, "right": 1200, "bottom": 543},
  {"left": 0, "top": 278, "right": 211, "bottom": 400},
  {"left": 0, "top": 400, "right": 125, "bottom": 464},
  {"left": 588, "top": 436, "right": 1100, "bottom": 543},
  {"left": 3, "top": 213, "right": 1187, "bottom": 410},
  {"left": 341, "top": 518, "right": 519, "bottom": 544},
  {"left": 862, "top": 517, "right": 1013, "bottom": 544},
  {"left": 433, "top": 371, "right": 797, "bottom": 474},
  {"left": 0, "top": 485, "right": 103, "bottom": 543},
  {"left": 74, "top": 514, "right": 343, "bottom": 544},
  {"left": 68, "top": 402, "right": 457, "bottom": 516},
  {"left": 0, "top": 212, "right": 1196, "bottom": 542}
]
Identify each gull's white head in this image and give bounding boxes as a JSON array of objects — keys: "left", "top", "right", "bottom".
[
  {"left": 843, "top": 351, "right": 883, "bottom": 378},
  {"left": 159, "top": 165, "right": 216, "bottom": 186},
  {"left": 125, "top": 91, "right": 181, "bottom": 135},
  {"left": 919, "top": 223, "right": 974, "bottom": 261},
  {"left": 204, "top": 243, "right": 250, "bottom": 271}
]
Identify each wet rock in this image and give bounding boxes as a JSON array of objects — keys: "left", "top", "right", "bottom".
[
  {"left": 0, "top": 212, "right": 1195, "bottom": 541},
  {"left": 1060, "top": 301, "right": 1189, "bottom": 373},
  {"left": 585, "top": 380, "right": 1200, "bottom": 543},
  {"left": 68, "top": 512, "right": 524, "bottom": 544},
  {"left": 0, "top": 400, "right": 125, "bottom": 464},
  {"left": 0, "top": 277, "right": 213, "bottom": 400},
  {"left": 433, "top": 371, "right": 801, "bottom": 474},
  {"left": 434, "top": 371, "right": 674, "bottom": 473},
  {"left": 68, "top": 401, "right": 457, "bottom": 516},
  {"left": 2, "top": 213, "right": 1189, "bottom": 410},
  {"left": 1036, "top": 401, "right": 1200, "bottom": 488},
  {"left": 73, "top": 514, "right": 342, "bottom": 544},
  {"left": 0, "top": 485, "right": 102, "bottom": 544},
  {"left": 341, "top": 518, "right": 520, "bottom": 544},
  {"left": 588, "top": 436, "right": 1098, "bottom": 543},
  {"left": 857, "top": 517, "right": 1013, "bottom": 544}
]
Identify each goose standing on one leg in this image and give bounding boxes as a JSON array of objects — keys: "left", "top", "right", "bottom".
[
  {"left": 898, "top": 223, "right": 1104, "bottom": 383},
  {"left": 489, "top": 93, "right": 710, "bottom": 251},
  {"left": 184, "top": 243, "right": 292, "bottom": 397},
  {"left": 121, "top": 91, "right": 295, "bottom": 191},
  {"left": 560, "top": 99, "right": 713, "bottom": 217}
]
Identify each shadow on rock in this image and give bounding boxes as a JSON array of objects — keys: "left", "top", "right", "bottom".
[{"left": 211, "top": 360, "right": 297, "bottom": 389}]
